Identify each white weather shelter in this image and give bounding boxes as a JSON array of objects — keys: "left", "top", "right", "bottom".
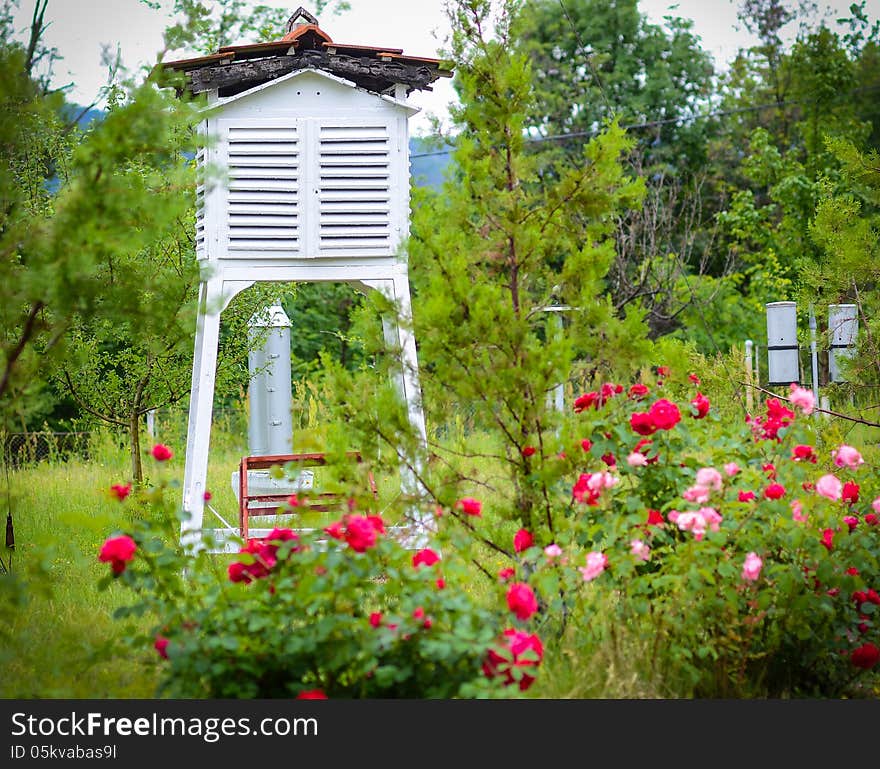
[{"left": 163, "top": 10, "right": 451, "bottom": 551}]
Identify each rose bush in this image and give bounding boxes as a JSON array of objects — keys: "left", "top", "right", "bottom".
[
  {"left": 98, "top": 504, "right": 540, "bottom": 698},
  {"left": 476, "top": 377, "right": 880, "bottom": 697}
]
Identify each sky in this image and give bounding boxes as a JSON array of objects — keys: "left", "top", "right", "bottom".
[{"left": 11, "top": 0, "right": 874, "bottom": 135}]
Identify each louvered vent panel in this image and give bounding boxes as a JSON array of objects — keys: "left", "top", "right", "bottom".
[
  {"left": 195, "top": 147, "right": 207, "bottom": 258},
  {"left": 318, "top": 125, "right": 391, "bottom": 252},
  {"left": 226, "top": 125, "right": 299, "bottom": 254}
]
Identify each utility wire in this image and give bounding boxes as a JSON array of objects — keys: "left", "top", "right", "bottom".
[{"left": 410, "top": 83, "right": 880, "bottom": 159}]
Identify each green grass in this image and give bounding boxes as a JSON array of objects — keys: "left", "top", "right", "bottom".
[{"left": 0, "top": 424, "right": 425, "bottom": 698}]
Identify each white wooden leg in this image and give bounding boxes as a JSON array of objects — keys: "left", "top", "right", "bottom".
[
  {"left": 180, "top": 278, "right": 223, "bottom": 551},
  {"left": 365, "top": 274, "right": 433, "bottom": 546}
]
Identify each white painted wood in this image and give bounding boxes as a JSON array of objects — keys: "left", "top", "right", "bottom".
[{"left": 182, "top": 67, "right": 431, "bottom": 552}]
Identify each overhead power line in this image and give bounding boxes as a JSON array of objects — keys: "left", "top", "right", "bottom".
[{"left": 410, "top": 83, "right": 880, "bottom": 159}]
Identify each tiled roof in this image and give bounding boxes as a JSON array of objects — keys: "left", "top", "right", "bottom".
[{"left": 161, "top": 12, "right": 452, "bottom": 97}]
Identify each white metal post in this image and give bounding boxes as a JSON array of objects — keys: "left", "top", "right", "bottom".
[
  {"left": 744, "top": 339, "right": 754, "bottom": 412},
  {"left": 809, "top": 305, "right": 820, "bottom": 410}
]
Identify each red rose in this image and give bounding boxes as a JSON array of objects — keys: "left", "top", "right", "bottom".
[
  {"left": 513, "top": 528, "right": 534, "bottom": 553},
  {"left": 630, "top": 411, "right": 656, "bottom": 436},
  {"left": 498, "top": 567, "right": 515, "bottom": 582},
  {"left": 323, "top": 521, "right": 344, "bottom": 540},
  {"left": 850, "top": 643, "right": 880, "bottom": 670},
  {"left": 657, "top": 366, "right": 670, "bottom": 377},
  {"left": 866, "top": 513, "right": 879, "bottom": 525},
  {"left": 764, "top": 483, "right": 786, "bottom": 500},
  {"left": 628, "top": 383, "right": 649, "bottom": 399},
  {"left": 456, "top": 497, "right": 482, "bottom": 516},
  {"left": 110, "top": 483, "right": 132, "bottom": 501},
  {"left": 154, "top": 636, "right": 169, "bottom": 659},
  {"left": 690, "top": 392, "right": 710, "bottom": 419},
  {"left": 150, "top": 443, "right": 173, "bottom": 461},
  {"left": 412, "top": 548, "right": 440, "bottom": 568},
  {"left": 482, "top": 628, "right": 544, "bottom": 691},
  {"left": 580, "top": 438, "right": 593, "bottom": 452},
  {"left": 506, "top": 582, "right": 539, "bottom": 621},
  {"left": 791, "top": 444, "right": 817, "bottom": 463},
  {"left": 688, "top": 373, "right": 700, "bottom": 384},
  {"left": 367, "top": 515, "right": 386, "bottom": 535},
  {"left": 228, "top": 561, "right": 252, "bottom": 583},
  {"left": 647, "top": 509, "right": 665, "bottom": 526},
  {"left": 98, "top": 535, "right": 137, "bottom": 575},
  {"left": 573, "top": 392, "right": 599, "bottom": 412},
  {"left": 738, "top": 491, "right": 756, "bottom": 502},
  {"left": 763, "top": 463, "right": 777, "bottom": 479},
  {"left": 436, "top": 578, "right": 445, "bottom": 589},
  {"left": 648, "top": 399, "right": 681, "bottom": 431},
  {"left": 296, "top": 689, "right": 328, "bottom": 699},
  {"left": 369, "top": 612, "right": 382, "bottom": 628},
  {"left": 842, "top": 481, "right": 860, "bottom": 505},
  {"left": 821, "top": 528, "right": 835, "bottom": 552},
  {"left": 521, "top": 446, "right": 536, "bottom": 458},
  {"left": 601, "top": 451, "right": 616, "bottom": 467},
  {"left": 344, "top": 515, "right": 379, "bottom": 552}
]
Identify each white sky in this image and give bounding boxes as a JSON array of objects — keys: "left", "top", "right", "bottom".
[{"left": 11, "top": 0, "right": 874, "bottom": 135}]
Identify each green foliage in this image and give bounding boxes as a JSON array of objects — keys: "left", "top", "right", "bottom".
[{"left": 102, "top": 504, "right": 522, "bottom": 699}]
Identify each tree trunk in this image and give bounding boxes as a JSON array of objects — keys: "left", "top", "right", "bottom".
[{"left": 130, "top": 411, "right": 143, "bottom": 484}]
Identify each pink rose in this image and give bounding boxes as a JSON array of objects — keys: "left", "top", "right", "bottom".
[
  {"left": 695, "top": 467, "right": 723, "bottom": 491},
  {"left": 150, "top": 443, "right": 173, "bottom": 461},
  {"left": 873, "top": 496, "right": 880, "bottom": 514},
  {"left": 98, "top": 535, "right": 137, "bottom": 575},
  {"left": 788, "top": 384, "right": 815, "bottom": 415},
  {"left": 741, "top": 552, "right": 763, "bottom": 582},
  {"left": 815, "top": 474, "right": 843, "bottom": 501},
  {"left": 579, "top": 551, "right": 608, "bottom": 581},
  {"left": 513, "top": 528, "right": 534, "bottom": 553},
  {"left": 791, "top": 499, "right": 807, "bottom": 522},
  {"left": 630, "top": 539, "right": 650, "bottom": 561},
  {"left": 683, "top": 485, "right": 711, "bottom": 504},
  {"left": 544, "top": 544, "right": 563, "bottom": 559},
  {"left": 506, "top": 582, "right": 539, "bottom": 620},
  {"left": 456, "top": 497, "right": 483, "bottom": 516},
  {"left": 627, "top": 451, "right": 648, "bottom": 467},
  {"left": 724, "top": 462, "right": 740, "bottom": 477},
  {"left": 832, "top": 444, "right": 864, "bottom": 469}
]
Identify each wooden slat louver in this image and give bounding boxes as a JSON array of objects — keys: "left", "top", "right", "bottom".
[
  {"left": 195, "top": 147, "right": 207, "bottom": 258},
  {"left": 318, "top": 124, "right": 391, "bottom": 253},
  {"left": 226, "top": 125, "right": 299, "bottom": 254}
]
